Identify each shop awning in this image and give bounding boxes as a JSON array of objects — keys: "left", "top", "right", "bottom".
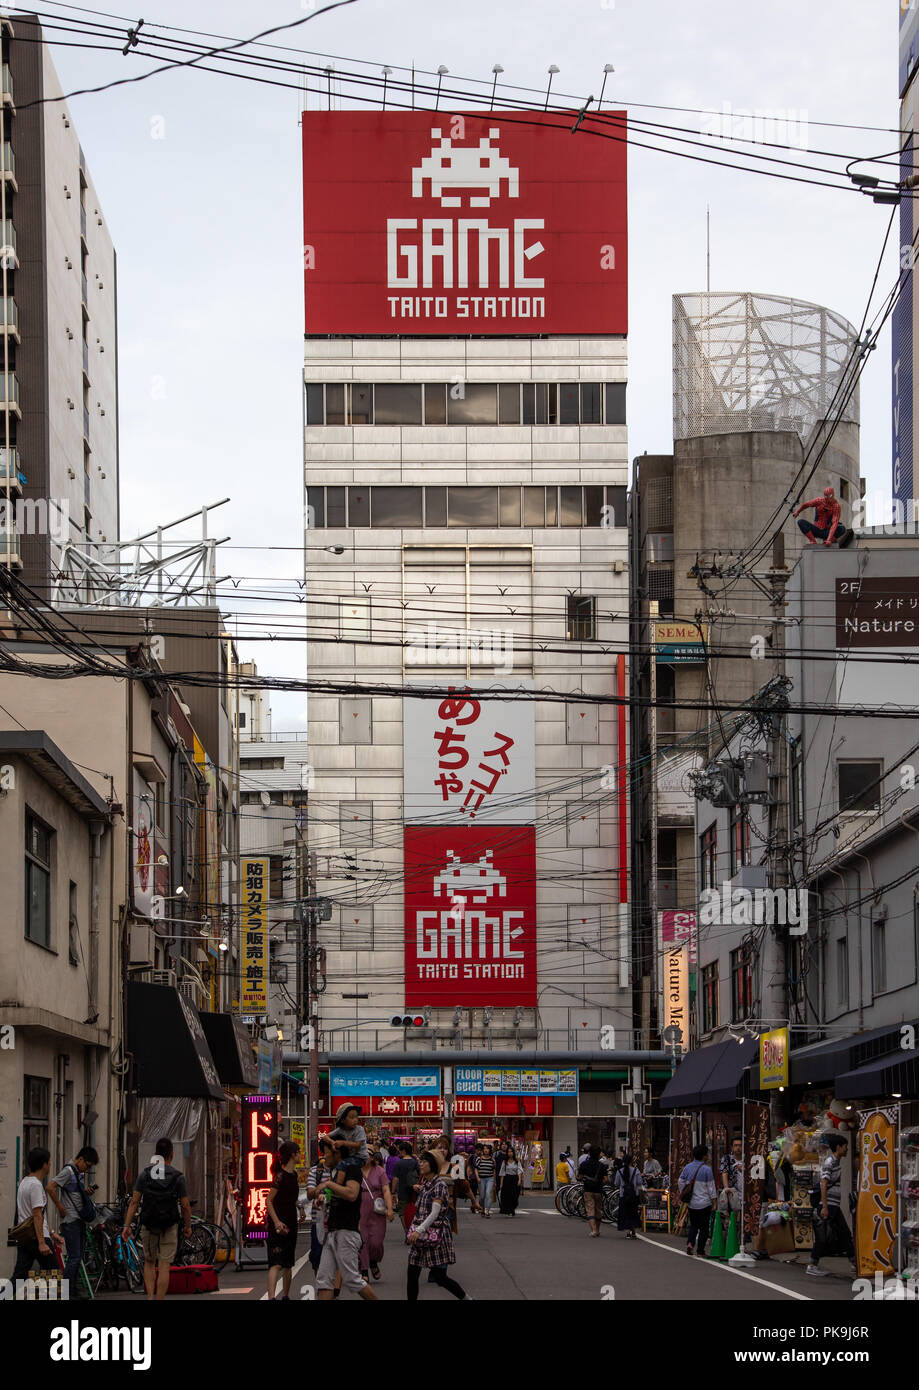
[
  {"left": 748, "top": 1020, "right": 919, "bottom": 1090},
  {"left": 198, "top": 1011, "right": 258, "bottom": 1088},
  {"left": 127, "top": 982, "right": 224, "bottom": 1101},
  {"left": 835, "top": 1047, "right": 919, "bottom": 1101},
  {"left": 658, "top": 1036, "right": 759, "bottom": 1110}
]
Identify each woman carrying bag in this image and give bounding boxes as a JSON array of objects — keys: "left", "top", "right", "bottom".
[
  {"left": 406, "top": 1151, "right": 472, "bottom": 1301},
  {"left": 614, "top": 1154, "right": 644, "bottom": 1240}
]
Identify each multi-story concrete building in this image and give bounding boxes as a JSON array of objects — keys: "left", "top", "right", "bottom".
[
  {"left": 302, "top": 109, "right": 635, "bottom": 1156},
  {"left": 0, "top": 13, "right": 119, "bottom": 587},
  {"left": 629, "top": 291, "right": 861, "bottom": 1051},
  {"left": 238, "top": 669, "right": 310, "bottom": 1048}
]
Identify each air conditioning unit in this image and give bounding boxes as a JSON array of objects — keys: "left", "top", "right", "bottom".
[
  {"left": 179, "top": 979, "right": 199, "bottom": 1000},
  {"left": 151, "top": 969, "right": 177, "bottom": 988}
]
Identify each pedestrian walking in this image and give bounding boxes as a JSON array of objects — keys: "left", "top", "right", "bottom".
[
  {"left": 359, "top": 1148, "right": 394, "bottom": 1282},
  {"left": 10, "top": 1147, "right": 60, "bottom": 1282},
  {"left": 390, "top": 1141, "right": 421, "bottom": 1231},
  {"left": 465, "top": 1148, "right": 482, "bottom": 1213},
  {"left": 807, "top": 1134, "right": 856, "bottom": 1278},
  {"left": 555, "top": 1151, "right": 574, "bottom": 1187},
  {"left": 677, "top": 1144, "right": 717, "bottom": 1257},
  {"left": 121, "top": 1137, "right": 192, "bottom": 1300},
  {"left": 406, "top": 1151, "right": 472, "bottom": 1301},
  {"left": 477, "top": 1144, "right": 496, "bottom": 1217},
  {"left": 315, "top": 1149, "right": 378, "bottom": 1301},
  {"left": 266, "top": 1140, "right": 300, "bottom": 1300},
  {"left": 47, "top": 1145, "right": 98, "bottom": 1294},
  {"left": 580, "top": 1146, "right": 606, "bottom": 1237},
  {"left": 384, "top": 1145, "right": 401, "bottom": 1183},
  {"left": 615, "top": 1154, "right": 644, "bottom": 1239},
  {"left": 306, "top": 1140, "right": 337, "bottom": 1282},
  {"left": 498, "top": 1149, "right": 521, "bottom": 1216}
]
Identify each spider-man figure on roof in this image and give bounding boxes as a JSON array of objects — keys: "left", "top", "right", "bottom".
[{"left": 793, "top": 486, "right": 854, "bottom": 548}]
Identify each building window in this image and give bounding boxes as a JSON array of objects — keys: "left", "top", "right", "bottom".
[
  {"left": 69, "top": 881, "right": 80, "bottom": 967},
  {"left": 566, "top": 595, "right": 597, "bottom": 642},
  {"left": 699, "top": 823, "right": 717, "bottom": 892},
  {"left": 154, "top": 782, "right": 166, "bottom": 832},
  {"left": 243, "top": 757, "right": 284, "bottom": 770},
  {"left": 729, "top": 804, "right": 750, "bottom": 876},
  {"left": 872, "top": 916, "right": 887, "bottom": 995},
  {"left": 306, "top": 484, "right": 627, "bottom": 530},
  {"left": 269, "top": 854, "right": 286, "bottom": 900},
  {"left": 25, "top": 812, "right": 52, "bottom": 948},
  {"left": 838, "top": 760, "right": 882, "bottom": 814},
  {"left": 836, "top": 936, "right": 848, "bottom": 1008},
  {"left": 730, "top": 945, "right": 754, "bottom": 1022},
  {"left": 447, "top": 486, "right": 499, "bottom": 527},
  {"left": 370, "top": 487, "right": 422, "bottom": 527},
  {"left": 701, "top": 962, "right": 719, "bottom": 1034},
  {"left": 303, "top": 381, "right": 630, "bottom": 425},
  {"left": 23, "top": 1075, "right": 50, "bottom": 1153}
]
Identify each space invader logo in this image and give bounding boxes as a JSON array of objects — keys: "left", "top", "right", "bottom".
[
  {"left": 412, "top": 127, "right": 519, "bottom": 208},
  {"left": 433, "top": 849, "right": 508, "bottom": 905}
]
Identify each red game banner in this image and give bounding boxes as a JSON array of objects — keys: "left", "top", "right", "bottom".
[
  {"left": 328, "top": 1095, "right": 553, "bottom": 1118},
  {"left": 302, "top": 110, "right": 627, "bottom": 336},
  {"left": 404, "top": 825, "right": 536, "bottom": 1006}
]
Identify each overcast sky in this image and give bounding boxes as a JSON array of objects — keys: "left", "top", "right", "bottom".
[{"left": 35, "top": 0, "right": 900, "bottom": 726}]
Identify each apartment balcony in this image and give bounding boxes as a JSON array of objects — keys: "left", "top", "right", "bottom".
[
  {"left": 1, "top": 66, "right": 13, "bottom": 110},
  {"left": 0, "top": 297, "right": 19, "bottom": 341},
  {"left": 0, "top": 519, "right": 22, "bottom": 569},
  {"left": 0, "top": 446, "right": 22, "bottom": 494},
  {"left": 0, "top": 220, "right": 17, "bottom": 269},
  {"left": 80, "top": 203, "right": 87, "bottom": 245},
  {"left": 0, "top": 144, "right": 16, "bottom": 191},
  {"left": 82, "top": 405, "right": 90, "bottom": 443},
  {"left": 81, "top": 271, "right": 88, "bottom": 308},
  {"left": 82, "top": 338, "right": 89, "bottom": 382},
  {"left": 0, "top": 373, "right": 20, "bottom": 417}
]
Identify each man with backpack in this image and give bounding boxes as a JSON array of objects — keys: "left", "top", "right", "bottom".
[
  {"left": 122, "top": 1137, "right": 192, "bottom": 1299},
  {"left": 677, "top": 1144, "right": 717, "bottom": 1256},
  {"left": 47, "top": 1145, "right": 99, "bottom": 1294}
]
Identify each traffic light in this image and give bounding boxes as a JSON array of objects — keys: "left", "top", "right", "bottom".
[{"left": 390, "top": 1014, "right": 426, "bottom": 1027}]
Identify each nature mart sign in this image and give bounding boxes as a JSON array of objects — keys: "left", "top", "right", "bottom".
[{"left": 302, "top": 110, "right": 627, "bottom": 335}]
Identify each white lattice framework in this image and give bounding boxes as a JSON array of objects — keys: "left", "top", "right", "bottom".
[
  {"left": 52, "top": 500, "right": 231, "bottom": 608},
  {"left": 673, "top": 292, "right": 860, "bottom": 443}
]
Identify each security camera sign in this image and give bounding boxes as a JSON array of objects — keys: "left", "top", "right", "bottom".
[
  {"left": 404, "top": 825, "right": 537, "bottom": 1006},
  {"left": 302, "top": 110, "right": 627, "bottom": 335}
]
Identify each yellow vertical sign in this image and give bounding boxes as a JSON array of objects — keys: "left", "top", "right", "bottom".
[
  {"left": 759, "top": 1027, "right": 789, "bottom": 1089},
  {"left": 240, "top": 857, "right": 269, "bottom": 1016},
  {"left": 856, "top": 1108, "right": 898, "bottom": 1277},
  {"left": 663, "top": 944, "right": 689, "bottom": 1048}
]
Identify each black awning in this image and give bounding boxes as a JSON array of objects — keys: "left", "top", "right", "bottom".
[
  {"left": 658, "top": 1035, "right": 758, "bottom": 1110},
  {"left": 127, "top": 982, "right": 224, "bottom": 1101},
  {"left": 198, "top": 1010, "right": 258, "bottom": 1088},
  {"left": 835, "top": 1047, "right": 919, "bottom": 1101},
  {"left": 748, "top": 1020, "right": 919, "bottom": 1090}
]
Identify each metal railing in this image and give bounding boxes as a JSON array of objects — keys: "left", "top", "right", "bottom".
[
  {"left": 0, "top": 373, "right": 19, "bottom": 406},
  {"left": 0, "top": 445, "right": 19, "bottom": 482},
  {"left": 0, "top": 143, "right": 15, "bottom": 179},
  {"left": 319, "top": 1027, "right": 651, "bottom": 1055},
  {"left": 0, "top": 296, "right": 17, "bottom": 333},
  {"left": 242, "top": 730, "right": 309, "bottom": 743},
  {"left": 2, "top": 66, "right": 12, "bottom": 104}
]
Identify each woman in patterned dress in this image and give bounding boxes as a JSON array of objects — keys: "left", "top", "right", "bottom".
[{"left": 405, "top": 1151, "right": 471, "bottom": 1301}]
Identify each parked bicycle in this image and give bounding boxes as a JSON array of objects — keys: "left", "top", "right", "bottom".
[{"left": 554, "top": 1180, "right": 618, "bottom": 1224}]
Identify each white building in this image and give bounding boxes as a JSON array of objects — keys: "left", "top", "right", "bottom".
[{"left": 0, "top": 15, "right": 119, "bottom": 587}]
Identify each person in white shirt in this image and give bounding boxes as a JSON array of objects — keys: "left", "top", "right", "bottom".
[
  {"left": 12, "top": 1147, "right": 59, "bottom": 1281},
  {"left": 677, "top": 1144, "right": 718, "bottom": 1256}
]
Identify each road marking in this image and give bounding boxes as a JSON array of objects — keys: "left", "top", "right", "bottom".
[
  {"left": 260, "top": 1251, "right": 311, "bottom": 1300},
  {"left": 216, "top": 1287, "right": 254, "bottom": 1294},
  {"left": 635, "top": 1234, "right": 812, "bottom": 1301}
]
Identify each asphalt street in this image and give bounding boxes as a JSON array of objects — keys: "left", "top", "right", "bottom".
[{"left": 95, "top": 1195, "right": 860, "bottom": 1302}]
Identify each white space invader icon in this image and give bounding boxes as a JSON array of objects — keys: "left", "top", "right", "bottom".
[
  {"left": 433, "top": 849, "right": 507, "bottom": 904},
  {"left": 412, "top": 127, "right": 519, "bottom": 208}
]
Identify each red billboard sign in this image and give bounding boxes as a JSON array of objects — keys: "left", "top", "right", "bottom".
[
  {"left": 240, "top": 1094, "right": 279, "bottom": 1245},
  {"left": 404, "top": 825, "right": 537, "bottom": 1006},
  {"left": 302, "top": 110, "right": 627, "bottom": 335}
]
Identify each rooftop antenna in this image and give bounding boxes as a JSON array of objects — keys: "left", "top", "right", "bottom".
[
  {"left": 411, "top": 61, "right": 415, "bottom": 110},
  {"left": 435, "top": 65, "right": 448, "bottom": 110},
  {"left": 490, "top": 64, "right": 504, "bottom": 108},
  {"left": 545, "top": 65, "right": 559, "bottom": 110},
  {"left": 324, "top": 65, "right": 334, "bottom": 110},
  {"left": 381, "top": 66, "right": 392, "bottom": 110},
  {"left": 599, "top": 63, "right": 614, "bottom": 107},
  {"left": 706, "top": 204, "right": 711, "bottom": 293}
]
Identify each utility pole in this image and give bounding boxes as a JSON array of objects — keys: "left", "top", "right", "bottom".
[
  {"left": 647, "top": 600, "right": 659, "bottom": 1045},
  {"left": 765, "top": 534, "right": 791, "bottom": 1024},
  {"left": 297, "top": 848, "right": 323, "bottom": 1161}
]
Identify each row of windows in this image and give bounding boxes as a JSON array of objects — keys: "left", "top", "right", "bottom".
[
  {"left": 307, "top": 484, "right": 627, "bottom": 530},
  {"left": 305, "top": 381, "right": 627, "bottom": 427},
  {"left": 700, "top": 948, "right": 755, "bottom": 1032}
]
